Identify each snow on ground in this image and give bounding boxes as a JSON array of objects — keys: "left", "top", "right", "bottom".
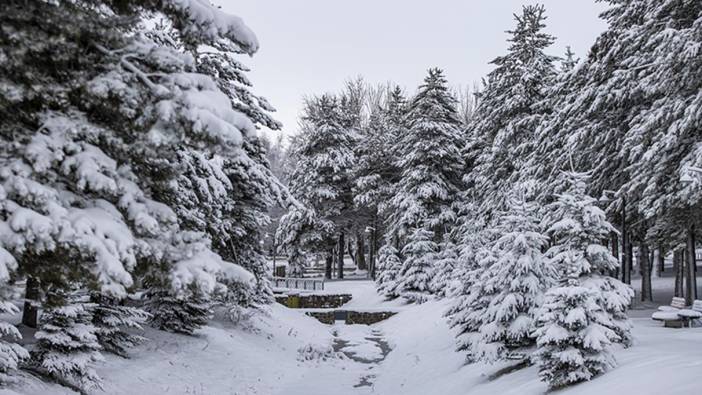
[
  {"left": 6, "top": 276, "right": 702, "bottom": 395},
  {"left": 372, "top": 298, "right": 702, "bottom": 395},
  {"left": 324, "top": 280, "right": 405, "bottom": 311}
]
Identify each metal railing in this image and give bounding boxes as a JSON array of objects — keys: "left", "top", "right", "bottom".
[{"left": 272, "top": 277, "right": 324, "bottom": 291}]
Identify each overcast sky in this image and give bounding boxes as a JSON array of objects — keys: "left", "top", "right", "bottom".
[{"left": 216, "top": 1, "right": 609, "bottom": 140}]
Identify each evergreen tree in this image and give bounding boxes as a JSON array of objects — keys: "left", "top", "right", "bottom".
[
  {"left": 284, "top": 95, "right": 358, "bottom": 277},
  {"left": 398, "top": 228, "right": 438, "bottom": 303},
  {"left": 462, "top": 188, "right": 552, "bottom": 362},
  {"left": 466, "top": 4, "right": 558, "bottom": 215},
  {"left": 534, "top": 171, "right": 633, "bottom": 389},
  {"left": 430, "top": 238, "right": 460, "bottom": 298},
  {"left": 446, "top": 240, "right": 498, "bottom": 359},
  {"left": 561, "top": 46, "right": 579, "bottom": 73},
  {"left": 375, "top": 243, "right": 403, "bottom": 299},
  {"left": 354, "top": 85, "right": 406, "bottom": 216},
  {"left": 531, "top": 0, "right": 702, "bottom": 252},
  {"left": 0, "top": 0, "right": 275, "bottom": 356},
  {"left": 31, "top": 294, "right": 103, "bottom": 391},
  {"left": 90, "top": 293, "right": 151, "bottom": 358},
  {"left": 0, "top": 289, "right": 28, "bottom": 383},
  {"left": 276, "top": 204, "right": 322, "bottom": 277},
  {"left": 389, "top": 68, "right": 464, "bottom": 239}
]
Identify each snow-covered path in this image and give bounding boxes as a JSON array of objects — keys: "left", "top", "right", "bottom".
[{"left": 279, "top": 323, "right": 393, "bottom": 395}]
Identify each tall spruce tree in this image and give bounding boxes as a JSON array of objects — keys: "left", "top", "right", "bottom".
[
  {"left": 1, "top": 0, "right": 277, "bottom": 384},
  {"left": 535, "top": 171, "right": 633, "bottom": 389},
  {"left": 466, "top": 4, "right": 558, "bottom": 216},
  {"left": 388, "top": 68, "right": 464, "bottom": 240},
  {"left": 529, "top": 0, "right": 702, "bottom": 301},
  {"left": 460, "top": 187, "right": 552, "bottom": 363},
  {"left": 283, "top": 95, "right": 358, "bottom": 278}
]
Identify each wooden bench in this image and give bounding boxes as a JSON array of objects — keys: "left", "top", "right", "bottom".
[
  {"left": 657, "top": 297, "right": 686, "bottom": 311},
  {"left": 652, "top": 298, "right": 702, "bottom": 328}
]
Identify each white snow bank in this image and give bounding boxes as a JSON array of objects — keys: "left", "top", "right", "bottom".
[{"left": 373, "top": 298, "right": 702, "bottom": 395}]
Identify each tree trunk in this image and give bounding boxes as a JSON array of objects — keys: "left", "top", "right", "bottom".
[
  {"left": 657, "top": 246, "right": 665, "bottom": 277},
  {"left": 325, "top": 251, "right": 333, "bottom": 280},
  {"left": 674, "top": 249, "right": 684, "bottom": 297},
  {"left": 621, "top": 197, "right": 628, "bottom": 283},
  {"left": 338, "top": 232, "right": 345, "bottom": 279},
  {"left": 356, "top": 233, "right": 367, "bottom": 270},
  {"left": 611, "top": 232, "right": 619, "bottom": 278},
  {"left": 370, "top": 223, "right": 378, "bottom": 280},
  {"left": 639, "top": 243, "right": 652, "bottom": 302},
  {"left": 21, "top": 276, "right": 41, "bottom": 328},
  {"left": 685, "top": 225, "right": 698, "bottom": 305}
]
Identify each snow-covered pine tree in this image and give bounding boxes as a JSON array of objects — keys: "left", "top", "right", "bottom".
[
  {"left": 534, "top": 171, "right": 633, "bottom": 389},
  {"left": 1, "top": 0, "right": 272, "bottom": 347},
  {"left": 284, "top": 95, "right": 358, "bottom": 277},
  {"left": 466, "top": 4, "right": 558, "bottom": 215},
  {"left": 354, "top": 85, "right": 407, "bottom": 279},
  {"left": 561, "top": 46, "right": 579, "bottom": 73},
  {"left": 354, "top": 85, "right": 406, "bottom": 217},
  {"left": 389, "top": 68, "right": 464, "bottom": 240},
  {"left": 0, "top": 283, "right": 29, "bottom": 383},
  {"left": 397, "top": 228, "right": 438, "bottom": 303},
  {"left": 430, "top": 237, "right": 460, "bottom": 298},
  {"left": 446, "top": 238, "right": 498, "bottom": 359},
  {"left": 276, "top": 204, "right": 322, "bottom": 278},
  {"left": 285, "top": 249, "right": 307, "bottom": 279},
  {"left": 90, "top": 293, "right": 151, "bottom": 357},
  {"left": 375, "top": 243, "right": 403, "bottom": 299},
  {"left": 459, "top": 188, "right": 551, "bottom": 363},
  {"left": 31, "top": 293, "right": 103, "bottom": 391},
  {"left": 144, "top": 7, "right": 289, "bottom": 306},
  {"left": 531, "top": 0, "right": 702, "bottom": 259}
]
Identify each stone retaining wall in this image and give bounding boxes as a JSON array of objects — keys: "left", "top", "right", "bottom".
[
  {"left": 347, "top": 311, "right": 396, "bottom": 325},
  {"left": 304, "top": 310, "right": 396, "bottom": 325},
  {"left": 274, "top": 293, "right": 352, "bottom": 309}
]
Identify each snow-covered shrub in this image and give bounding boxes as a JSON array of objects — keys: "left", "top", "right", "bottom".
[
  {"left": 0, "top": 301, "right": 29, "bottom": 384},
  {"left": 31, "top": 300, "right": 104, "bottom": 391},
  {"left": 296, "top": 343, "right": 339, "bottom": 362},
  {"left": 90, "top": 293, "right": 151, "bottom": 357},
  {"left": 145, "top": 290, "right": 213, "bottom": 336}
]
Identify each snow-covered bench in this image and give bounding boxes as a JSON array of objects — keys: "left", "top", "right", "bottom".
[{"left": 651, "top": 298, "right": 702, "bottom": 328}]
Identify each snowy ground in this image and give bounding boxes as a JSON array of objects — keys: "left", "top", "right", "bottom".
[{"left": 6, "top": 276, "right": 702, "bottom": 395}]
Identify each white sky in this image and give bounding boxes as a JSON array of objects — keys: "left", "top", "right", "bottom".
[{"left": 216, "top": 1, "right": 609, "bottom": 140}]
